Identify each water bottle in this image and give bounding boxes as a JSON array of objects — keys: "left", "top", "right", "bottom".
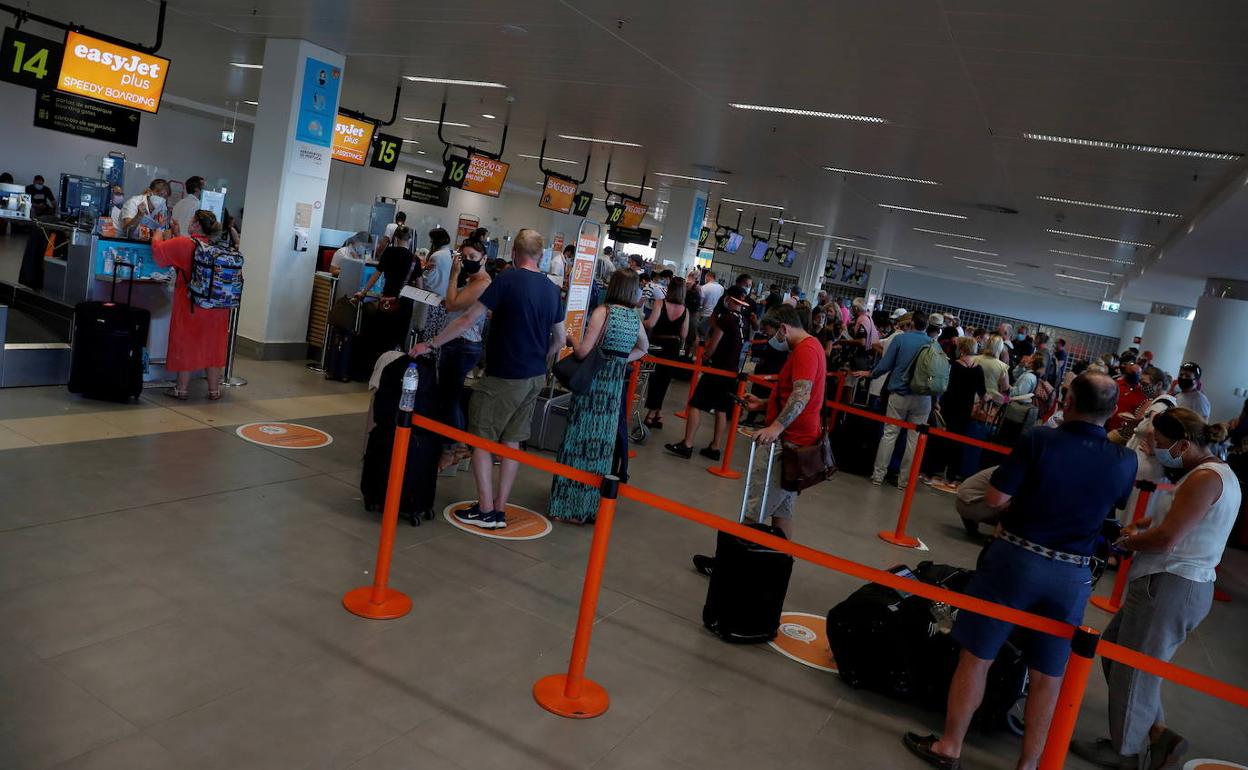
[{"left": 399, "top": 363, "right": 419, "bottom": 413}]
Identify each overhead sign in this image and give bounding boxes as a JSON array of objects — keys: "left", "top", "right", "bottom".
[
  {"left": 444, "top": 153, "right": 510, "bottom": 197},
  {"left": 330, "top": 112, "right": 375, "bottom": 165},
  {"left": 370, "top": 132, "right": 402, "bottom": 172},
  {"left": 56, "top": 31, "right": 169, "bottom": 114},
  {"left": 402, "top": 174, "right": 449, "bottom": 207},
  {"left": 571, "top": 190, "right": 593, "bottom": 218},
  {"left": 620, "top": 199, "right": 648, "bottom": 229},
  {"left": 456, "top": 213, "right": 480, "bottom": 246},
  {"left": 1101, "top": 300, "right": 1121, "bottom": 313},
  {"left": 539, "top": 174, "right": 578, "bottom": 214},
  {"left": 564, "top": 221, "right": 601, "bottom": 344},
  {"left": 2, "top": 27, "right": 63, "bottom": 91},
  {"left": 609, "top": 225, "right": 652, "bottom": 246},
  {"left": 34, "top": 89, "right": 140, "bottom": 146}
]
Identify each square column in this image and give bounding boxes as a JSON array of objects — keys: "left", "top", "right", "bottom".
[{"left": 655, "top": 186, "right": 708, "bottom": 275}]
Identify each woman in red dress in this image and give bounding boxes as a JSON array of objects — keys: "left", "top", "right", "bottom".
[{"left": 150, "top": 210, "right": 231, "bottom": 400}]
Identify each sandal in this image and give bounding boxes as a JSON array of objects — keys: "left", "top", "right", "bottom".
[
  {"left": 165, "top": 389, "right": 189, "bottom": 401},
  {"left": 902, "top": 733, "right": 960, "bottom": 770},
  {"left": 207, "top": 390, "right": 223, "bottom": 401}
]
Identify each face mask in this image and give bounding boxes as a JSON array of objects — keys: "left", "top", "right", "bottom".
[
  {"left": 1142, "top": 382, "right": 1161, "bottom": 399},
  {"left": 149, "top": 195, "right": 166, "bottom": 212},
  {"left": 112, "top": 195, "right": 124, "bottom": 206},
  {"left": 1178, "top": 378, "right": 1195, "bottom": 391},
  {"left": 33, "top": 184, "right": 43, "bottom": 191},
  {"left": 1123, "top": 372, "right": 1141, "bottom": 386},
  {"left": 1017, "top": 333, "right": 1025, "bottom": 341},
  {"left": 461, "top": 259, "right": 482, "bottom": 275},
  {"left": 352, "top": 243, "right": 368, "bottom": 255},
  {"left": 1154, "top": 441, "right": 1186, "bottom": 469},
  {"left": 769, "top": 333, "right": 788, "bottom": 352}
]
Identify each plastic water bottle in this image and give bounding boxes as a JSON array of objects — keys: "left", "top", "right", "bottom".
[{"left": 399, "top": 363, "right": 419, "bottom": 413}]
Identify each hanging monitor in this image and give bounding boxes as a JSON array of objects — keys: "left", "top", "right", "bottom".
[{"left": 331, "top": 113, "right": 376, "bottom": 165}]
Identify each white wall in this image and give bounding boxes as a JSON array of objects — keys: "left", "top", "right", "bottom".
[
  {"left": 1181, "top": 295, "right": 1248, "bottom": 421},
  {"left": 0, "top": 82, "right": 253, "bottom": 202},
  {"left": 882, "top": 270, "right": 1125, "bottom": 336}
]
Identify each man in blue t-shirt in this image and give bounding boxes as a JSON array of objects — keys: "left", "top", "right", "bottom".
[
  {"left": 413, "top": 228, "right": 564, "bottom": 529},
  {"left": 903, "top": 372, "right": 1137, "bottom": 770}
]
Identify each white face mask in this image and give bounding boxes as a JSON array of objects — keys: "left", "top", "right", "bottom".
[
  {"left": 149, "top": 195, "right": 166, "bottom": 212},
  {"left": 33, "top": 183, "right": 44, "bottom": 191},
  {"left": 1153, "top": 440, "right": 1186, "bottom": 469}
]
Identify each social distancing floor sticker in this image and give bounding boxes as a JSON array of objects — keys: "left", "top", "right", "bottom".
[
  {"left": 768, "top": 612, "right": 838, "bottom": 673},
  {"left": 443, "top": 501, "right": 552, "bottom": 540},
  {"left": 235, "top": 422, "right": 333, "bottom": 449},
  {"left": 1184, "top": 761, "right": 1248, "bottom": 770}
]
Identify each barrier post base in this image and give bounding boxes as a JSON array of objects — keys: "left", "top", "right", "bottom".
[
  {"left": 877, "top": 530, "right": 921, "bottom": 549},
  {"left": 1089, "top": 595, "right": 1120, "bottom": 614},
  {"left": 707, "top": 466, "right": 742, "bottom": 479},
  {"left": 533, "top": 674, "right": 609, "bottom": 718},
  {"left": 342, "top": 586, "right": 413, "bottom": 620}
]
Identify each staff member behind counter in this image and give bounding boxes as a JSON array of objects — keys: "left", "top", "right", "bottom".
[{"left": 120, "top": 179, "right": 172, "bottom": 240}]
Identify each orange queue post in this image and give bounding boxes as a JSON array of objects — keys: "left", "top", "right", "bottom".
[
  {"left": 1091, "top": 480, "right": 1157, "bottom": 614},
  {"left": 673, "top": 343, "right": 704, "bottom": 419},
  {"left": 878, "top": 426, "right": 929, "bottom": 549},
  {"left": 707, "top": 374, "right": 748, "bottom": 479},
  {"left": 1038, "top": 627, "right": 1102, "bottom": 770}
]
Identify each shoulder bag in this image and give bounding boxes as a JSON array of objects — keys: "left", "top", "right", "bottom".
[
  {"left": 780, "top": 429, "right": 837, "bottom": 492},
  {"left": 552, "top": 312, "right": 609, "bottom": 395}
]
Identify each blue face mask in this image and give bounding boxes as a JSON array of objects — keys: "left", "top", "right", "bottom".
[
  {"left": 768, "top": 333, "right": 788, "bottom": 352},
  {"left": 1017, "top": 333, "right": 1025, "bottom": 341},
  {"left": 1154, "top": 441, "right": 1186, "bottom": 469}
]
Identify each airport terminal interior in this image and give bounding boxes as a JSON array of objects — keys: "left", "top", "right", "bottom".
[{"left": 1, "top": 2, "right": 1247, "bottom": 769}]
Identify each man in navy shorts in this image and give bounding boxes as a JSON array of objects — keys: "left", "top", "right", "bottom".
[{"left": 904, "top": 373, "right": 1136, "bottom": 770}]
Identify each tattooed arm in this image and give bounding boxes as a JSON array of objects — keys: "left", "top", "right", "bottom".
[{"left": 756, "top": 379, "right": 812, "bottom": 445}]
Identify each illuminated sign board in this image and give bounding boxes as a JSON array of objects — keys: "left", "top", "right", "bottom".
[
  {"left": 1101, "top": 300, "right": 1121, "bottom": 313},
  {"left": 445, "top": 153, "right": 509, "bottom": 197},
  {"left": 57, "top": 31, "right": 169, "bottom": 114},
  {"left": 620, "top": 199, "right": 648, "bottom": 229},
  {"left": 331, "top": 112, "right": 376, "bottom": 165},
  {"left": 539, "top": 174, "right": 578, "bottom": 214}
]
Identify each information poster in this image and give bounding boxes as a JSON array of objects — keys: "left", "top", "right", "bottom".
[
  {"left": 290, "top": 56, "right": 341, "bottom": 180},
  {"left": 563, "top": 221, "right": 601, "bottom": 344},
  {"left": 331, "top": 112, "right": 375, "bottom": 165},
  {"left": 92, "top": 238, "right": 168, "bottom": 281},
  {"left": 456, "top": 214, "right": 480, "bottom": 246},
  {"left": 539, "top": 174, "right": 577, "bottom": 214},
  {"left": 620, "top": 199, "right": 649, "bottom": 229},
  {"left": 57, "top": 31, "right": 170, "bottom": 114},
  {"left": 34, "top": 89, "right": 140, "bottom": 146}
]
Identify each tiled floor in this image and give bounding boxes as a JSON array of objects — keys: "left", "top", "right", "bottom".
[{"left": 0, "top": 357, "right": 1245, "bottom": 769}]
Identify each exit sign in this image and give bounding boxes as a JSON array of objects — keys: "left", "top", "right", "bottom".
[{"left": 1101, "top": 301, "right": 1121, "bottom": 313}]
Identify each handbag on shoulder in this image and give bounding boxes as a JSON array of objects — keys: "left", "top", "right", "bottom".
[
  {"left": 780, "top": 431, "right": 837, "bottom": 492},
  {"left": 552, "top": 314, "right": 608, "bottom": 395}
]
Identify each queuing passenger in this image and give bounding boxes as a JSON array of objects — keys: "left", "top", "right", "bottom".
[
  {"left": 120, "top": 180, "right": 171, "bottom": 239},
  {"left": 26, "top": 175, "right": 56, "bottom": 218},
  {"left": 929, "top": 337, "right": 985, "bottom": 488},
  {"left": 1032, "top": 332, "right": 1055, "bottom": 385},
  {"left": 1072, "top": 409, "right": 1238, "bottom": 770},
  {"left": 1014, "top": 325, "right": 1035, "bottom": 359},
  {"left": 697, "top": 270, "right": 724, "bottom": 339},
  {"left": 548, "top": 242, "right": 573, "bottom": 287},
  {"left": 355, "top": 225, "right": 417, "bottom": 351},
  {"left": 329, "top": 231, "right": 369, "bottom": 277},
  {"left": 1172, "top": 362, "right": 1211, "bottom": 420},
  {"left": 794, "top": 300, "right": 812, "bottom": 334},
  {"left": 838, "top": 297, "right": 852, "bottom": 329},
  {"left": 746, "top": 314, "right": 789, "bottom": 426},
  {"left": 171, "top": 175, "right": 204, "bottom": 235},
  {"left": 420, "top": 227, "right": 454, "bottom": 341},
  {"left": 664, "top": 285, "right": 750, "bottom": 461},
  {"left": 904, "top": 373, "right": 1136, "bottom": 770},
  {"left": 1108, "top": 363, "right": 1148, "bottom": 433},
  {"left": 435, "top": 235, "right": 491, "bottom": 469},
  {"left": 783, "top": 286, "right": 799, "bottom": 307},
  {"left": 373, "top": 210, "right": 406, "bottom": 257},
  {"left": 975, "top": 335, "right": 1011, "bottom": 398},
  {"left": 995, "top": 322, "right": 1014, "bottom": 363},
  {"left": 549, "top": 270, "right": 648, "bottom": 524},
  {"left": 411, "top": 229, "right": 564, "bottom": 530},
  {"left": 150, "top": 211, "right": 232, "bottom": 401},
  {"left": 1053, "top": 337, "right": 1069, "bottom": 385},
  {"left": 642, "top": 276, "right": 689, "bottom": 429},
  {"left": 868, "top": 311, "right": 913, "bottom": 408},
  {"left": 863, "top": 312, "right": 943, "bottom": 489},
  {"left": 683, "top": 269, "right": 702, "bottom": 350},
  {"left": 627, "top": 254, "right": 645, "bottom": 274}
]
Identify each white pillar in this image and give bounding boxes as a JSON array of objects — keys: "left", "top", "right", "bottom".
[
  {"left": 654, "top": 186, "right": 708, "bottom": 275},
  {"left": 799, "top": 239, "right": 828, "bottom": 299},
  {"left": 237, "top": 39, "right": 346, "bottom": 358},
  {"left": 1140, "top": 313, "right": 1192, "bottom": 376},
  {"left": 1182, "top": 294, "right": 1248, "bottom": 421},
  {"left": 1118, "top": 314, "right": 1146, "bottom": 352}
]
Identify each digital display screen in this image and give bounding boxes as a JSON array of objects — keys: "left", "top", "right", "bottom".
[
  {"left": 750, "top": 239, "right": 769, "bottom": 261},
  {"left": 723, "top": 230, "right": 744, "bottom": 254},
  {"left": 331, "top": 113, "right": 376, "bottom": 165}
]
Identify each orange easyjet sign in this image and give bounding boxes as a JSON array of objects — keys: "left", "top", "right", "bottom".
[
  {"left": 331, "top": 113, "right": 376, "bottom": 166},
  {"left": 57, "top": 31, "right": 170, "bottom": 114}
]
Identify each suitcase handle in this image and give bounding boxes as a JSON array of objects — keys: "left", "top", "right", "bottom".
[
  {"left": 738, "top": 439, "right": 777, "bottom": 524},
  {"left": 110, "top": 260, "right": 137, "bottom": 307}
]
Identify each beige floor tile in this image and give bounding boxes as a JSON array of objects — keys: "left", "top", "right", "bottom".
[
  {"left": 249, "top": 394, "right": 369, "bottom": 420},
  {"left": 168, "top": 402, "right": 282, "bottom": 427},
  {"left": 0, "top": 414, "right": 132, "bottom": 445},
  {"left": 0, "top": 425, "right": 38, "bottom": 450},
  {"left": 93, "top": 408, "right": 206, "bottom": 436}
]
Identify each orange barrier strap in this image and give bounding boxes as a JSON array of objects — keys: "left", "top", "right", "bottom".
[
  {"left": 408, "top": 413, "right": 601, "bottom": 488},
  {"left": 928, "top": 426, "right": 1013, "bottom": 455},
  {"left": 826, "top": 399, "right": 916, "bottom": 430},
  {"left": 1099, "top": 639, "right": 1248, "bottom": 710},
  {"left": 640, "top": 354, "right": 738, "bottom": 380}
]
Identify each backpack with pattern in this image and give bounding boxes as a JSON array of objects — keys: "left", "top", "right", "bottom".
[{"left": 188, "top": 241, "right": 244, "bottom": 309}]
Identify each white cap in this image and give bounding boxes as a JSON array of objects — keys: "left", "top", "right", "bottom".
[
  {"left": 890, "top": 307, "right": 908, "bottom": 320},
  {"left": 927, "top": 312, "right": 946, "bottom": 328}
]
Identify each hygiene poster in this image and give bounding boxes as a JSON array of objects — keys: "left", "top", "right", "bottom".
[
  {"left": 563, "top": 220, "right": 601, "bottom": 344},
  {"left": 455, "top": 214, "right": 479, "bottom": 247},
  {"left": 290, "top": 56, "right": 341, "bottom": 179}
]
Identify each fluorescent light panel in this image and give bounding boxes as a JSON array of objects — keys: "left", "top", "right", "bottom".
[
  {"left": 1056, "top": 273, "right": 1115, "bottom": 286},
  {"left": 518, "top": 153, "right": 578, "bottom": 165},
  {"left": 1049, "top": 249, "right": 1135, "bottom": 266},
  {"left": 1046, "top": 228, "right": 1151, "bottom": 248},
  {"left": 722, "top": 197, "right": 784, "bottom": 210},
  {"left": 806, "top": 233, "right": 861, "bottom": 242},
  {"left": 242, "top": 100, "right": 259, "bottom": 106},
  {"left": 729, "top": 103, "right": 886, "bottom": 123},
  {"left": 934, "top": 244, "right": 999, "bottom": 256},
  {"left": 823, "top": 166, "right": 939, "bottom": 185},
  {"left": 965, "top": 266, "right": 1016, "bottom": 276},
  {"left": 404, "top": 117, "right": 469, "bottom": 127},
  {"left": 1053, "top": 263, "right": 1122, "bottom": 277},
  {"left": 1036, "top": 195, "right": 1182, "bottom": 219},
  {"left": 654, "top": 172, "right": 727, "bottom": 185},
  {"left": 879, "top": 203, "right": 967, "bottom": 220},
  {"left": 404, "top": 76, "right": 507, "bottom": 88},
  {"left": 598, "top": 180, "right": 655, "bottom": 191},
  {"left": 402, "top": 139, "right": 419, "bottom": 144},
  {"left": 559, "top": 134, "right": 642, "bottom": 148},
  {"left": 953, "top": 256, "right": 1008, "bottom": 268},
  {"left": 913, "top": 227, "right": 984, "bottom": 241},
  {"left": 230, "top": 62, "right": 263, "bottom": 69},
  {"left": 1023, "top": 132, "right": 1241, "bottom": 161},
  {"left": 770, "top": 217, "right": 823, "bottom": 228}
]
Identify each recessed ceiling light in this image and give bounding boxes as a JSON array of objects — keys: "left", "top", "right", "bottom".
[
  {"left": 1036, "top": 195, "right": 1182, "bottom": 219},
  {"left": 402, "top": 139, "right": 419, "bottom": 144},
  {"left": 1056, "top": 273, "right": 1115, "bottom": 286},
  {"left": 1053, "top": 263, "right": 1122, "bottom": 277},
  {"left": 729, "top": 103, "right": 886, "bottom": 123},
  {"left": 879, "top": 203, "right": 967, "bottom": 220},
  {"left": 598, "top": 180, "right": 655, "bottom": 191},
  {"left": 405, "top": 117, "right": 470, "bottom": 127},
  {"left": 518, "top": 153, "right": 579, "bottom": 165},
  {"left": 822, "top": 166, "right": 940, "bottom": 185},
  {"left": 404, "top": 76, "right": 508, "bottom": 89},
  {"left": 242, "top": 100, "right": 259, "bottom": 106},
  {"left": 736, "top": 208, "right": 744, "bottom": 212},
  {"left": 934, "top": 244, "right": 999, "bottom": 257},
  {"left": 1023, "top": 132, "right": 1241, "bottom": 161},
  {"left": 965, "top": 266, "right": 1016, "bottom": 276},
  {"left": 654, "top": 172, "right": 727, "bottom": 185},
  {"left": 952, "top": 256, "right": 1008, "bottom": 268},
  {"left": 425, "top": 169, "right": 435, "bottom": 174},
  {"left": 913, "top": 227, "right": 984, "bottom": 241},
  {"left": 722, "top": 197, "right": 783, "bottom": 210},
  {"left": 770, "top": 217, "right": 823, "bottom": 228},
  {"left": 481, "top": 113, "right": 496, "bottom": 119},
  {"left": 1045, "top": 228, "right": 1151, "bottom": 248},
  {"left": 1049, "top": 249, "right": 1135, "bottom": 266},
  {"left": 230, "top": 62, "right": 263, "bottom": 69},
  {"left": 417, "top": 150, "right": 426, "bottom": 155},
  {"left": 871, "top": 255, "right": 899, "bottom": 262},
  {"left": 559, "top": 134, "right": 642, "bottom": 148},
  {"left": 806, "top": 233, "right": 861, "bottom": 243}
]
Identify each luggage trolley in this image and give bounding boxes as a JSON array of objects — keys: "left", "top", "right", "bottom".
[{"left": 628, "top": 344, "right": 662, "bottom": 445}]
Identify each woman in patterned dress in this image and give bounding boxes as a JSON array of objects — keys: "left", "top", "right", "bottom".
[{"left": 549, "top": 270, "right": 649, "bottom": 523}]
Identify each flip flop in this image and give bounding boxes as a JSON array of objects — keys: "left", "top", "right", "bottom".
[
  {"left": 1149, "top": 729, "right": 1188, "bottom": 770},
  {"left": 165, "top": 389, "right": 189, "bottom": 401},
  {"left": 902, "top": 733, "right": 960, "bottom": 770}
]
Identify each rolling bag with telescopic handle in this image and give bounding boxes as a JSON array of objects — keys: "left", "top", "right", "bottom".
[
  {"left": 68, "top": 261, "right": 150, "bottom": 402},
  {"left": 701, "top": 440, "right": 795, "bottom": 643}
]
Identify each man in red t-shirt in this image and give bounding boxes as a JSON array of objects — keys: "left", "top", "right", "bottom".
[{"left": 1108, "top": 363, "right": 1148, "bottom": 433}]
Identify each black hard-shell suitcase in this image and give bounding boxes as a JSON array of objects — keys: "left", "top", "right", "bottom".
[
  {"left": 702, "top": 441, "right": 794, "bottom": 643},
  {"left": 361, "top": 354, "right": 441, "bottom": 526},
  {"left": 826, "top": 560, "right": 1028, "bottom": 730},
  {"left": 831, "top": 379, "right": 882, "bottom": 476},
  {"left": 324, "top": 326, "right": 354, "bottom": 383},
  {"left": 68, "top": 261, "right": 150, "bottom": 402}
]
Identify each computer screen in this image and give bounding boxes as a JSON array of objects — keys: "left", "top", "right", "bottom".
[
  {"left": 723, "top": 230, "right": 744, "bottom": 254},
  {"left": 60, "top": 174, "right": 110, "bottom": 220},
  {"left": 750, "top": 239, "right": 769, "bottom": 261}
]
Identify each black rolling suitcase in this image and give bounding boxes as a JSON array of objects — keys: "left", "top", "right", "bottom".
[
  {"left": 325, "top": 297, "right": 360, "bottom": 383},
  {"left": 361, "top": 354, "right": 441, "bottom": 526},
  {"left": 831, "top": 378, "right": 883, "bottom": 476},
  {"left": 702, "top": 441, "right": 794, "bottom": 643},
  {"left": 826, "top": 561, "right": 1028, "bottom": 730},
  {"left": 68, "top": 262, "right": 149, "bottom": 402}
]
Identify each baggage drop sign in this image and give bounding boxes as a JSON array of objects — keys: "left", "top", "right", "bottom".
[{"left": 56, "top": 31, "right": 170, "bottom": 114}]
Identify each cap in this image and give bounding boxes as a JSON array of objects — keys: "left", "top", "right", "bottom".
[
  {"left": 1179, "top": 361, "right": 1202, "bottom": 378},
  {"left": 927, "top": 312, "right": 945, "bottom": 328},
  {"left": 890, "top": 307, "right": 908, "bottom": 320}
]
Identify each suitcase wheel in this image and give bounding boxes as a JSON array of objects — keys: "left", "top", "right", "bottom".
[
  {"left": 422, "top": 509, "right": 436, "bottom": 521},
  {"left": 1006, "top": 696, "right": 1026, "bottom": 736}
]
